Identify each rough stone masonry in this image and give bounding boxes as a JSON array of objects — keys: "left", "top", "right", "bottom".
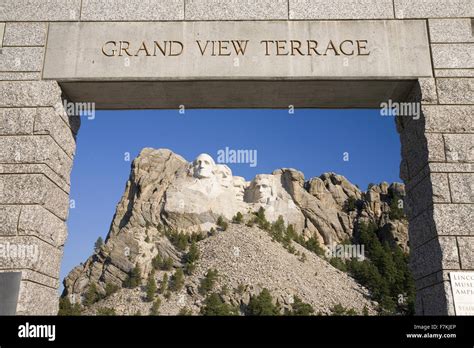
[{"left": 0, "top": 0, "right": 473, "bottom": 315}]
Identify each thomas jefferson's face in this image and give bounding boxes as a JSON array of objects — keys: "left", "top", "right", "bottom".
[{"left": 193, "top": 154, "right": 215, "bottom": 179}]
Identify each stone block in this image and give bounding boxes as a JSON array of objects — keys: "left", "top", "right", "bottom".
[
  {"left": 43, "top": 21, "right": 432, "bottom": 81},
  {"left": 0, "top": 23, "right": 4, "bottom": 47},
  {"left": 187, "top": 0, "right": 288, "bottom": 20},
  {"left": 0, "top": 72, "right": 42, "bottom": 80},
  {"left": 411, "top": 236, "right": 460, "bottom": 280},
  {"left": 444, "top": 134, "right": 474, "bottom": 162},
  {"left": 0, "top": 81, "right": 61, "bottom": 107},
  {"left": 18, "top": 205, "right": 67, "bottom": 248},
  {"left": 416, "top": 281, "right": 455, "bottom": 315},
  {"left": 14, "top": 269, "right": 58, "bottom": 289},
  {"left": 415, "top": 270, "right": 451, "bottom": 291},
  {"left": 34, "top": 108, "right": 77, "bottom": 158},
  {"left": 0, "top": 174, "right": 69, "bottom": 220},
  {"left": 81, "top": 0, "right": 184, "bottom": 21},
  {"left": 458, "top": 237, "right": 474, "bottom": 269},
  {"left": 0, "top": 47, "right": 43, "bottom": 72},
  {"left": 0, "top": 135, "right": 73, "bottom": 183},
  {"left": 0, "top": 0, "right": 81, "bottom": 21},
  {"left": 432, "top": 44, "right": 474, "bottom": 69},
  {"left": 3, "top": 23, "right": 47, "bottom": 46},
  {"left": 430, "top": 162, "right": 474, "bottom": 173},
  {"left": 449, "top": 173, "right": 474, "bottom": 203},
  {"left": 395, "top": 0, "right": 474, "bottom": 18},
  {"left": 0, "top": 108, "right": 35, "bottom": 135},
  {"left": 435, "top": 69, "right": 474, "bottom": 77},
  {"left": 433, "top": 204, "right": 474, "bottom": 237},
  {"left": 289, "top": 0, "right": 394, "bottom": 19},
  {"left": 423, "top": 105, "right": 474, "bottom": 133},
  {"left": 409, "top": 208, "right": 436, "bottom": 249},
  {"left": 0, "top": 163, "right": 69, "bottom": 193},
  {"left": 437, "top": 78, "right": 474, "bottom": 104},
  {"left": 426, "top": 133, "right": 445, "bottom": 162},
  {"left": 16, "top": 280, "right": 58, "bottom": 315},
  {"left": 406, "top": 173, "right": 451, "bottom": 218},
  {"left": 399, "top": 122, "right": 429, "bottom": 179},
  {"left": 429, "top": 19, "right": 474, "bottom": 43},
  {"left": 419, "top": 78, "right": 438, "bottom": 104},
  {"left": 0, "top": 236, "right": 62, "bottom": 279},
  {"left": 0, "top": 206, "right": 20, "bottom": 236}
]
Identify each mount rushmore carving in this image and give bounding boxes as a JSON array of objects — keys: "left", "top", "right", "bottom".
[{"left": 63, "top": 148, "right": 407, "bottom": 307}]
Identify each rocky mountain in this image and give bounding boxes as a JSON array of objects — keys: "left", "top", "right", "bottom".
[{"left": 62, "top": 148, "right": 409, "bottom": 315}]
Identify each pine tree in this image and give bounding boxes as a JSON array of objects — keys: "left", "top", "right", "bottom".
[
  {"left": 216, "top": 216, "right": 228, "bottom": 231},
  {"left": 58, "top": 297, "right": 82, "bottom": 316},
  {"left": 232, "top": 212, "right": 243, "bottom": 224},
  {"left": 84, "top": 283, "right": 99, "bottom": 306},
  {"left": 123, "top": 264, "right": 142, "bottom": 288},
  {"left": 146, "top": 270, "right": 157, "bottom": 302},
  {"left": 150, "top": 298, "right": 161, "bottom": 315},
  {"left": 199, "top": 269, "right": 219, "bottom": 295},
  {"left": 286, "top": 296, "right": 314, "bottom": 316},
  {"left": 186, "top": 241, "right": 200, "bottom": 264},
  {"left": 200, "top": 293, "right": 238, "bottom": 316},
  {"left": 94, "top": 237, "right": 104, "bottom": 253},
  {"left": 170, "top": 268, "right": 184, "bottom": 292},
  {"left": 160, "top": 273, "right": 169, "bottom": 294},
  {"left": 104, "top": 283, "right": 119, "bottom": 298},
  {"left": 247, "top": 288, "right": 280, "bottom": 316}
]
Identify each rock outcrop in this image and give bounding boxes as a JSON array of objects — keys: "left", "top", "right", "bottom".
[{"left": 62, "top": 148, "right": 408, "bottom": 314}]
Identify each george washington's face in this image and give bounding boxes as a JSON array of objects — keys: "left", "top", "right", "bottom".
[{"left": 192, "top": 154, "right": 215, "bottom": 179}]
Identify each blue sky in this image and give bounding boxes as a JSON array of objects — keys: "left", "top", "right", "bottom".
[{"left": 61, "top": 109, "right": 402, "bottom": 287}]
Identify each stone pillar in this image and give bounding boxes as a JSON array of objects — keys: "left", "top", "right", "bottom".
[
  {"left": 397, "top": 63, "right": 473, "bottom": 315},
  {"left": 0, "top": 81, "right": 79, "bottom": 314},
  {"left": 394, "top": 0, "right": 474, "bottom": 316}
]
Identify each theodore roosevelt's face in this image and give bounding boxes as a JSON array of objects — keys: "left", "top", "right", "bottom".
[{"left": 193, "top": 154, "right": 215, "bottom": 179}]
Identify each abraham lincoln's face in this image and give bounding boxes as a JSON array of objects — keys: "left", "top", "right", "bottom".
[{"left": 246, "top": 175, "right": 275, "bottom": 204}]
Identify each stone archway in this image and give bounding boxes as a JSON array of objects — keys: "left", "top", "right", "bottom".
[{"left": 0, "top": 0, "right": 472, "bottom": 316}]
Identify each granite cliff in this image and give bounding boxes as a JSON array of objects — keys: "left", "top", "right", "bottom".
[{"left": 62, "top": 148, "right": 409, "bottom": 315}]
